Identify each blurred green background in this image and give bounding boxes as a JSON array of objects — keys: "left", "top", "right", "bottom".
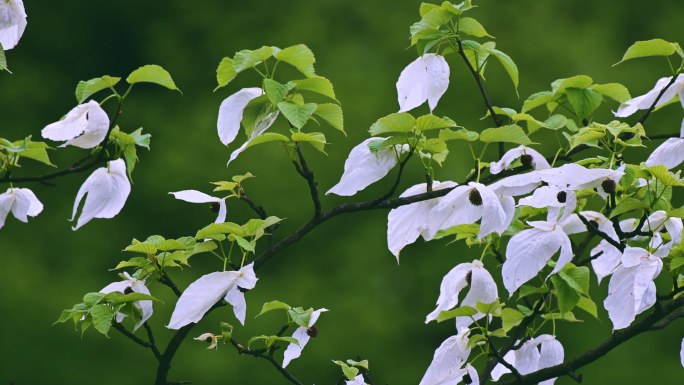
[{"left": 2, "top": 0, "right": 684, "bottom": 384}]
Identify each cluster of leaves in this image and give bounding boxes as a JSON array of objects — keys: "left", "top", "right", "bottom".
[
  {"left": 0, "top": 136, "right": 54, "bottom": 171},
  {"left": 216, "top": 44, "right": 344, "bottom": 156},
  {"left": 54, "top": 290, "right": 159, "bottom": 337}
]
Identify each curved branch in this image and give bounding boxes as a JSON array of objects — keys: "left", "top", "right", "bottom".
[
  {"left": 294, "top": 144, "right": 322, "bottom": 218},
  {"left": 498, "top": 297, "right": 684, "bottom": 385},
  {"left": 229, "top": 337, "right": 303, "bottom": 385},
  {"left": 637, "top": 75, "right": 680, "bottom": 125},
  {"left": 576, "top": 214, "right": 624, "bottom": 252},
  {"left": 112, "top": 322, "right": 162, "bottom": 361},
  {"left": 486, "top": 335, "right": 524, "bottom": 383}
]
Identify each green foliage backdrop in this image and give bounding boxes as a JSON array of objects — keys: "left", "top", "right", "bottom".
[{"left": 1, "top": 0, "right": 683, "bottom": 383}]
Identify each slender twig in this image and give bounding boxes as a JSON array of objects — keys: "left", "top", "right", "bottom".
[
  {"left": 293, "top": 144, "right": 323, "bottom": 218},
  {"left": 576, "top": 214, "right": 624, "bottom": 252},
  {"left": 577, "top": 251, "right": 603, "bottom": 267},
  {"left": 637, "top": 75, "right": 679, "bottom": 125},
  {"left": 229, "top": 337, "right": 303, "bottom": 385},
  {"left": 486, "top": 335, "right": 524, "bottom": 383},
  {"left": 657, "top": 283, "right": 684, "bottom": 301},
  {"left": 371, "top": 150, "right": 414, "bottom": 204},
  {"left": 112, "top": 323, "right": 162, "bottom": 361},
  {"left": 159, "top": 270, "right": 183, "bottom": 298},
  {"left": 571, "top": 233, "right": 596, "bottom": 264}
]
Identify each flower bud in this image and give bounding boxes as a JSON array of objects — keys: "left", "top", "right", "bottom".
[
  {"left": 124, "top": 286, "right": 134, "bottom": 294},
  {"left": 468, "top": 189, "right": 483, "bottom": 206},
  {"left": 520, "top": 154, "right": 533, "bottom": 167},
  {"left": 602, "top": 179, "right": 617, "bottom": 194},
  {"left": 306, "top": 325, "right": 319, "bottom": 338},
  {"left": 556, "top": 191, "right": 567, "bottom": 203}
]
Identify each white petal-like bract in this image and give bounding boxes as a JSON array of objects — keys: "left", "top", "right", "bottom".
[
  {"left": 646, "top": 118, "right": 684, "bottom": 169},
  {"left": 397, "top": 54, "right": 450, "bottom": 112},
  {"left": 167, "top": 264, "right": 257, "bottom": 330},
  {"left": 71, "top": 159, "right": 131, "bottom": 230},
  {"left": 0, "top": 0, "right": 27, "bottom": 50},
  {"left": 419, "top": 329, "right": 471, "bottom": 385},
  {"left": 456, "top": 261, "right": 498, "bottom": 331},
  {"left": 169, "top": 190, "right": 227, "bottom": 224},
  {"left": 326, "top": 138, "right": 405, "bottom": 196},
  {"left": 224, "top": 285, "right": 247, "bottom": 325},
  {"left": 615, "top": 76, "right": 683, "bottom": 118},
  {"left": 42, "top": 101, "right": 110, "bottom": 149},
  {"left": 346, "top": 375, "right": 366, "bottom": 385},
  {"left": 282, "top": 308, "right": 328, "bottom": 368},
  {"left": 386, "top": 181, "right": 457, "bottom": 261},
  {"left": 0, "top": 187, "right": 43, "bottom": 229},
  {"left": 490, "top": 145, "right": 550, "bottom": 174},
  {"left": 217, "top": 88, "right": 263, "bottom": 146}
]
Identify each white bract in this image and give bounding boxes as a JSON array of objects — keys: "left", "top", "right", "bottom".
[
  {"left": 491, "top": 335, "right": 563, "bottom": 384},
  {"left": 426, "top": 182, "right": 510, "bottom": 240},
  {"left": 169, "top": 190, "right": 227, "bottom": 224},
  {"left": 615, "top": 75, "right": 684, "bottom": 118},
  {"left": 282, "top": 308, "right": 329, "bottom": 368},
  {"left": 71, "top": 159, "right": 131, "bottom": 230},
  {"left": 346, "top": 375, "right": 366, "bottom": 385},
  {"left": 0, "top": 187, "right": 42, "bottom": 229},
  {"left": 646, "top": 118, "right": 684, "bottom": 169},
  {"left": 643, "top": 210, "right": 683, "bottom": 246},
  {"left": 490, "top": 145, "right": 550, "bottom": 174},
  {"left": 396, "top": 54, "right": 449, "bottom": 112},
  {"left": 0, "top": 0, "right": 27, "bottom": 50},
  {"left": 326, "top": 138, "right": 408, "bottom": 196},
  {"left": 386, "top": 181, "right": 457, "bottom": 261},
  {"left": 489, "top": 172, "right": 543, "bottom": 197},
  {"left": 100, "top": 272, "right": 153, "bottom": 332},
  {"left": 604, "top": 247, "right": 666, "bottom": 330},
  {"left": 502, "top": 199, "right": 583, "bottom": 296},
  {"left": 681, "top": 338, "right": 684, "bottom": 368},
  {"left": 419, "top": 329, "right": 471, "bottom": 385},
  {"left": 538, "top": 163, "right": 625, "bottom": 198},
  {"left": 167, "top": 263, "right": 258, "bottom": 330},
  {"left": 217, "top": 87, "right": 263, "bottom": 146},
  {"left": 425, "top": 260, "right": 497, "bottom": 331},
  {"left": 41, "top": 100, "right": 111, "bottom": 149},
  {"left": 226, "top": 111, "right": 279, "bottom": 167},
  {"left": 518, "top": 185, "right": 575, "bottom": 212}
]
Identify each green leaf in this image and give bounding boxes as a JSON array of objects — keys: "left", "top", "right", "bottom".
[
  {"left": 646, "top": 165, "right": 684, "bottom": 187},
  {"left": 347, "top": 359, "right": 369, "bottom": 369},
  {"left": 487, "top": 48, "right": 518, "bottom": 92},
  {"left": 157, "top": 239, "right": 188, "bottom": 252},
  {"left": 590, "top": 83, "right": 631, "bottom": 103},
  {"left": 293, "top": 132, "right": 327, "bottom": 154},
  {"left": 257, "top": 300, "right": 292, "bottom": 317},
  {"left": 522, "top": 91, "right": 561, "bottom": 113},
  {"left": 436, "top": 305, "right": 478, "bottom": 322},
  {"left": 12, "top": 138, "right": 54, "bottom": 166},
  {"left": 552, "top": 75, "right": 593, "bottom": 93},
  {"left": 275, "top": 45, "right": 316, "bottom": 77},
  {"left": 413, "top": 7, "right": 453, "bottom": 37},
  {"left": 482, "top": 106, "right": 517, "bottom": 119},
  {"left": 288, "top": 308, "right": 314, "bottom": 328},
  {"left": 566, "top": 88, "right": 602, "bottom": 120},
  {"left": 215, "top": 57, "right": 237, "bottom": 91},
  {"left": 264, "top": 79, "right": 296, "bottom": 105},
  {"left": 615, "top": 39, "right": 676, "bottom": 65},
  {"left": 543, "top": 115, "right": 568, "bottom": 131},
  {"left": 114, "top": 293, "right": 161, "bottom": 304},
  {"left": 423, "top": 139, "right": 447, "bottom": 154},
  {"left": 439, "top": 128, "right": 479, "bottom": 141},
  {"left": 124, "top": 242, "right": 157, "bottom": 254},
  {"left": 480, "top": 125, "right": 532, "bottom": 145},
  {"left": 84, "top": 293, "right": 106, "bottom": 308},
  {"left": 416, "top": 115, "right": 456, "bottom": 131},
  {"left": 145, "top": 235, "right": 166, "bottom": 247},
  {"left": 467, "top": 334, "right": 487, "bottom": 349},
  {"left": 130, "top": 128, "right": 151, "bottom": 150},
  {"left": 278, "top": 101, "right": 317, "bottom": 129},
  {"left": 441, "top": 1, "right": 474, "bottom": 15},
  {"left": 293, "top": 78, "right": 338, "bottom": 102},
  {"left": 550, "top": 275, "right": 581, "bottom": 314},
  {"left": 502, "top": 308, "right": 524, "bottom": 331},
  {"left": 420, "top": 3, "right": 441, "bottom": 17},
  {"left": 196, "top": 223, "right": 245, "bottom": 239},
  {"left": 233, "top": 172, "right": 255, "bottom": 183},
  {"left": 489, "top": 328, "right": 507, "bottom": 338},
  {"left": 234, "top": 235, "right": 255, "bottom": 252},
  {"left": 559, "top": 266, "right": 590, "bottom": 295},
  {"left": 233, "top": 47, "right": 274, "bottom": 73},
  {"left": 241, "top": 95, "right": 273, "bottom": 137},
  {"left": 127, "top": 65, "right": 180, "bottom": 92},
  {"left": 338, "top": 363, "right": 360, "bottom": 380},
  {"left": 475, "top": 299, "right": 501, "bottom": 315},
  {"left": 459, "top": 17, "right": 492, "bottom": 37},
  {"left": 433, "top": 223, "right": 479, "bottom": 240},
  {"left": 519, "top": 284, "right": 550, "bottom": 299},
  {"left": 369, "top": 113, "right": 416, "bottom": 136},
  {"left": 246, "top": 133, "right": 290, "bottom": 149},
  {"left": 75, "top": 76, "right": 121, "bottom": 103},
  {"left": 314, "top": 104, "right": 344, "bottom": 133},
  {"left": 576, "top": 297, "right": 599, "bottom": 319},
  {"left": 417, "top": 33, "right": 449, "bottom": 55},
  {"left": 90, "top": 304, "right": 114, "bottom": 337},
  {"left": 212, "top": 181, "right": 238, "bottom": 192},
  {"left": 609, "top": 198, "right": 650, "bottom": 218},
  {"left": 0, "top": 42, "right": 8, "bottom": 72}
]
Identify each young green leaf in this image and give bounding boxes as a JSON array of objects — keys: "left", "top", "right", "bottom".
[
  {"left": 0, "top": 42, "right": 8, "bottom": 72},
  {"left": 459, "top": 17, "right": 492, "bottom": 37},
  {"left": 439, "top": 128, "right": 479, "bottom": 141},
  {"left": 368, "top": 113, "right": 416, "bottom": 136},
  {"left": 566, "top": 88, "right": 602, "bottom": 120},
  {"left": 615, "top": 39, "right": 676, "bottom": 65},
  {"left": 256, "top": 300, "right": 292, "bottom": 317},
  {"left": 264, "top": 79, "right": 296, "bottom": 105},
  {"left": 233, "top": 47, "right": 274, "bottom": 73},
  {"left": 215, "top": 57, "right": 237, "bottom": 91},
  {"left": 275, "top": 45, "right": 316, "bottom": 77},
  {"left": 314, "top": 104, "right": 344, "bottom": 134},
  {"left": 552, "top": 75, "right": 593, "bottom": 93},
  {"left": 436, "top": 305, "right": 478, "bottom": 322},
  {"left": 501, "top": 308, "right": 525, "bottom": 331},
  {"left": 551, "top": 275, "right": 581, "bottom": 314},
  {"left": 559, "top": 266, "right": 590, "bottom": 295},
  {"left": 114, "top": 293, "right": 161, "bottom": 304},
  {"left": 590, "top": 83, "right": 631, "bottom": 103},
  {"left": 487, "top": 48, "right": 518, "bottom": 92},
  {"left": 90, "top": 304, "right": 114, "bottom": 337},
  {"left": 246, "top": 133, "right": 290, "bottom": 149},
  {"left": 127, "top": 65, "right": 180, "bottom": 92},
  {"left": 416, "top": 115, "right": 456, "bottom": 131},
  {"left": 293, "top": 78, "right": 338, "bottom": 102},
  {"left": 124, "top": 242, "right": 157, "bottom": 254},
  {"left": 609, "top": 198, "right": 650, "bottom": 218},
  {"left": 480, "top": 125, "right": 532, "bottom": 145},
  {"left": 278, "top": 101, "right": 317, "bottom": 129},
  {"left": 576, "top": 297, "right": 599, "bottom": 319},
  {"left": 75, "top": 76, "right": 121, "bottom": 103}
]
